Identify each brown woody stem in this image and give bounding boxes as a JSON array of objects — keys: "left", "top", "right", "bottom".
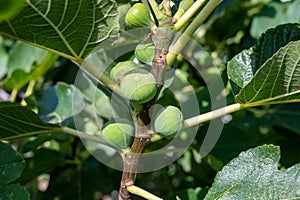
[{"left": 118, "top": 17, "right": 174, "bottom": 200}]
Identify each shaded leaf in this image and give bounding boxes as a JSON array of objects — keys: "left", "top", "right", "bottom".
[
  {"left": 0, "top": 142, "right": 25, "bottom": 186},
  {"left": 0, "top": 0, "right": 119, "bottom": 60},
  {"left": 235, "top": 40, "right": 300, "bottom": 104},
  {"left": 262, "top": 103, "right": 300, "bottom": 135},
  {"left": 35, "top": 82, "right": 85, "bottom": 125},
  {"left": 43, "top": 156, "right": 114, "bottom": 200},
  {"left": 2, "top": 43, "right": 59, "bottom": 91},
  {"left": 228, "top": 23, "right": 300, "bottom": 94},
  {"left": 17, "top": 148, "right": 64, "bottom": 184},
  {"left": 0, "top": 102, "right": 52, "bottom": 140},
  {"left": 251, "top": 1, "right": 300, "bottom": 39},
  {"left": 0, "top": 37, "right": 9, "bottom": 79},
  {"left": 0, "top": 0, "right": 26, "bottom": 22},
  {"left": 0, "top": 184, "right": 30, "bottom": 200},
  {"left": 165, "top": 187, "right": 208, "bottom": 200},
  {"left": 204, "top": 145, "right": 300, "bottom": 200},
  {"left": 6, "top": 41, "right": 48, "bottom": 74}
]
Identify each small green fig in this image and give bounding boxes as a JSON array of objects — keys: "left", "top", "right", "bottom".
[
  {"left": 110, "top": 61, "right": 137, "bottom": 83},
  {"left": 101, "top": 118, "right": 134, "bottom": 149},
  {"left": 120, "top": 69, "right": 157, "bottom": 104},
  {"left": 125, "top": 3, "right": 151, "bottom": 28},
  {"left": 135, "top": 43, "right": 155, "bottom": 63},
  {"left": 154, "top": 106, "right": 183, "bottom": 136}
]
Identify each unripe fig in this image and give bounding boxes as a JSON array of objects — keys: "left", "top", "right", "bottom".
[
  {"left": 154, "top": 106, "right": 183, "bottom": 136},
  {"left": 120, "top": 69, "right": 157, "bottom": 104},
  {"left": 135, "top": 43, "right": 155, "bottom": 63},
  {"left": 101, "top": 118, "right": 134, "bottom": 149},
  {"left": 110, "top": 61, "right": 137, "bottom": 83},
  {"left": 125, "top": 3, "right": 151, "bottom": 28}
]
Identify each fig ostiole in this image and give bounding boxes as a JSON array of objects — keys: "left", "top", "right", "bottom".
[
  {"left": 110, "top": 61, "right": 137, "bottom": 83},
  {"left": 101, "top": 118, "right": 135, "bottom": 149},
  {"left": 125, "top": 3, "right": 151, "bottom": 28},
  {"left": 135, "top": 42, "right": 155, "bottom": 64},
  {"left": 120, "top": 69, "right": 157, "bottom": 104},
  {"left": 153, "top": 106, "right": 183, "bottom": 136}
]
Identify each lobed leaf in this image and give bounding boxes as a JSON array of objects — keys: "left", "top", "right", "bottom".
[
  {"left": 0, "top": 0, "right": 119, "bottom": 60},
  {"left": 204, "top": 145, "right": 300, "bottom": 200},
  {"left": 228, "top": 23, "right": 300, "bottom": 95},
  {"left": 235, "top": 40, "right": 300, "bottom": 104}
]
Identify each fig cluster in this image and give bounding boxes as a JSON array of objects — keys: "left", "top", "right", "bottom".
[{"left": 102, "top": 3, "right": 185, "bottom": 149}]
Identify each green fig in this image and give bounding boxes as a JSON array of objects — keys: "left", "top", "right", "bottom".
[
  {"left": 120, "top": 69, "right": 157, "bottom": 104},
  {"left": 101, "top": 118, "right": 134, "bottom": 149},
  {"left": 154, "top": 106, "right": 183, "bottom": 136},
  {"left": 110, "top": 61, "right": 137, "bottom": 83},
  {"left": 135, "top": 42, "right": 155, "bottom": 63},
  {"left": 125, "top": 3, "right": 151, "bottom": 28}
]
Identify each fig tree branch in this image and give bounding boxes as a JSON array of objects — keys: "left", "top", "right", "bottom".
[{"left": 167, "top": 0, "right": 223, "bottom": 66}]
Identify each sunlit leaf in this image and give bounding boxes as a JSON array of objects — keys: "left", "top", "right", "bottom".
[
  {"left": 228, "top": 23, "right": 300, "bottom": 95},
  {"left": 0, "top": 0, "right": 119, "bottom": 60},
  {"left": 204, "top": 145, "right": 300, "bottom": 200},
  {"left": 235, "top": 40, "right": 300, "bottom": 104}
]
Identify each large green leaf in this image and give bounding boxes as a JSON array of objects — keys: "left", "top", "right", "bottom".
[
  {"left": 0, "top": 0, "right": 119, "bottom": 60},
  {"left": 0, "top": 102, "right": 53, "bottom": 140},
  {"left": 0, "top": 142, "right": 25, "bottom": 186},
  {"left": 235, "top": 40, "right": 300, "bottom": 104},
  {"left": 204, "top": 145, "right": 300, "bottom": 200},
  {"left": 228, "top": 23, "right": 300, "bottom": 95}
]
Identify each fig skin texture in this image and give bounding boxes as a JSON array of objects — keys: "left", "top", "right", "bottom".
[
  {"left": 101, "top": 118, "right": 134, "bottom": 149},
  {"left": 135, "top": 43, "right": 155, "bottom": 64},
  {"left": 125, "top": 3, "right": 151, "bottom": 28},
  {"left": 120, "top": 69, "right": 157, "bottom": 104},
  {"left": 110, "top": 61, "right": 137, "bottom": 83},
  {"left": 154, "top": 106, "right": 183, "bottom": 136}
]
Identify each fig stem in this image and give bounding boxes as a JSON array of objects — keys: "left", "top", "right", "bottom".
[
  {"left": 167, "top": 0, "right": 223, "bottom": 67},
  {"left": 119, "top": 17, "right": 175, "bottom": 200},
  {"left": 184, "top": 103, "right": 244, "bottom": 127},
  {"left": 147, "top": 0, "right": 165, "bottom": 21},
  {"left": 174, "top": 0, "right": 206, "bottom": 29},
  {"left": 127, "top": 185, "right": 163, "bottom": 200},
  {"left": 9, "top": 88, "right": 18, "bottom": 102},
  {"left": 79, "top": 59, "right": 122, "bottom": 95}
]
